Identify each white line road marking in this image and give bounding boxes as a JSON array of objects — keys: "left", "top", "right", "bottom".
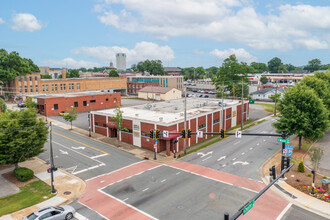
[
  {"left": 233, "top": 161, "right": 249, "bottom": 165},
  {"left": 176, "top": 172, "right": 181, "bottom": 175},
  {"left": 263, "top": 139, "right": 266, "bottom": 142},
  {"left": 72, "top": 164, "right": 105, "bottom": 175},
  {"left": 249, "top": 148, "right": 253, "bottom": 150},
  {"left": 217, "top": 156, "right": 226, "bottom": 161},
  {"left": 123, "top": 198, "right": 129, "bottom": 202},
  {"left": 202, "top": 156, "right": 212, "bottom": 161},
  {"left": 257, "top": 143, "right": 260, "bottom": 146},
  {"left": 197, "top": 151, "right": 213, "bottom": 158},
  {"left": 241, "top": 152, "right": 245, "bottom": 155},
  {"left": 59, "top": 149, "right": 68, "bottom": 155},
  {"left": 142, "top": 188, "right": 149, "bottom": 192},
  {"left": 73, "top": 169, "right": 88, "bottom": 175},
  {"left": 100, "top": 180, "right": 105, "bottom": 183},
  {"left": 71, "top": 146, "right": 85, "bottom": 150},
  {"left": 222, "top": 164, "right": 226, "bottom": 167},
  {"left": 90, "top": 154, "right": 108, "bottom": 159},
  {"left": 233, "top": 141, "right": 240, "bottom": 145},
  {"left": 75, "top": 212, "right": 89, "bottom": 220},
  {"left": 232, "top": 158, "right": 236, "bottom": 161},
  {"left": 64, "top": 165, "right": 77, "bottom": 173},
  {"left": 161, "top": 179, "right": 166, "bottom": 183},
  {"left": 276, "top": 203, "right": 292, "bottom": 220}
]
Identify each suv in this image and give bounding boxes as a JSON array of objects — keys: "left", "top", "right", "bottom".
[{"left": 23, "top": 205, "right": 75, "bottom": 220}]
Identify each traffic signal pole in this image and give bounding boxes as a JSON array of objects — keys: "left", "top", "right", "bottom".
[{"left": 49, "top": 122, "right": 56, "bottom": 194}]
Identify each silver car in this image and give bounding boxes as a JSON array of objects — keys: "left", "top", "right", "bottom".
[{"left": 22, "top": 205, "right": 75, "bottom": 220}]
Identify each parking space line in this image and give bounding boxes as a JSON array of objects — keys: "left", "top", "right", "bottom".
[
  {"left": 90, "top": 154, "right": 108, "bottom": 159},
  {"left": 53, "top": 131, "right": 109, "bottom": 155}
]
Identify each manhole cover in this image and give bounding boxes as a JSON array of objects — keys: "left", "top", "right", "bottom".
[{"left": 63, "top": 191, "right": 71, "bottom": 195}]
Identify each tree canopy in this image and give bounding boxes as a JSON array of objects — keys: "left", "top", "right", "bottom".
[
  {"left": 260, "top": 76, "right": 268, "bottom": 85},
  {"left": 213, "top": 54, "right": 253, "bottom": 98},
  {"left": 268, "top": 57, "right": 282, "bottom": 73},
  {"left": 0, "top": 108, "right": 48, "bottom": 166},
  {"left": 250, "top": 62, "right": 269, "bottom": 73},
  {"left": 109, "top": 69, "right": 119, "bottom": 77},
  {"left": 0, "top": 49, "right": 39, "bottom": 84},
  {"left": 0, "top": 98, "right": 6, "bottom": 113},
  {"left": 136, "top": 60, "right": 165, "bottom": 75},
  {"left": 63, "top": 107, "right": 78, "bottom": 130},
  {"left": 67, "top": 69, "right": 80, "bottom": 78},
  {"left": 273, "top": 84, "right": 329, "bottom": 149},
  {"left": 304, "top": 59, "right": 321, "bottom": 72}
]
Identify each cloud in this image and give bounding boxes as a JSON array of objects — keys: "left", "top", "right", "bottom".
[
  {"left": 11, "top": 13, "right": 43, "bottom": 32},
  {"left": 41, "top": 58, "right": 101, "bottom": 69},
  {"left": 210, "top": 48, "right": 257, "bottom": 64},
  {"left": 0, "top": 18, "right": 5, "bottom": 24},
  {"left": 95, "top": 1, "right": 330, "bottom": 50},
  {"left": 71, "top": 41, "right": 175, "bottom": 66}
]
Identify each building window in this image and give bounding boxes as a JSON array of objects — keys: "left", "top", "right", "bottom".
[
  {"left": 18, "top": 76, "right": 21, "bottom": 81},
  {"left": 29, "top": 76, "right": 32, "bottom": 81},
  {"left": 55, "top": 84, "right": 58, "bottom": 91},
  {"left": 74, "top": 102, "right": 78, "bottom": 107},
  {"left": 226, "top": 115, "right": 232, "bottom": 120},
  {"left": 141, "top": 131, "right": 150, "bottom": 137},
  {"left": 213, "top": 119, "right": 220, "bottom": 124},
  {"left": 19, "top": 86, "right": 22, "bottom": 93},
  {"left": 198, "top": 124, "right": 206, "bottom": 130},
  {"left": 114, "top": 98, "right": 117, "bottom": 103},
  {"left": 83, "top": 101, "right": 87, "bottom": 106},
  {"left": 129, "top": 84, "right": 131, "bottom": 88},
  {"left": 103, "top": 123, "right": 107, "bottom": 127},
  {"left": 35, "top": 76, "right": 37, "bottom": 81},
  {"left": 46, "top": 85, "right": 49, "bottom": 92},
  {"left": 42, "top": 85, "right": 45, "bottom": 92},
  {"left": 72, "top": 83, "right": 75, "bottom": 90},
  {"left": 77, "top": 83, "right": 80, "bottom": 90},
  {"left": 69, "top": 83, "right": 71, "bottom": 90},
  {"left": 63, "top": 84, "right": 66, "bottom": 90},
  {"left": 30, "top": 86, "right": 33, "bottom": 92},
  {"left": 90, "top": 100, "right": 96, "bottom": 103},
  {"left": 24, "top": 76, "right": 27, "bottom": 81},
  {"left": 106, "top": 98, "right": 109, "bottom": 101},
  {"left": 54, "top": 104, "right": 58, "bottom": 110},
  {"left": 94, "top": 122, "right": 98, "bottom": 126},
  {"left": 52, "top": 84, "right": 54, "bottom": 91},
  {"left": 36, "top": 87, "right": 38, "bottom": 92},
  {"left": 133, "top": 85, "right": 135, "bottom": 88},
  {"left": 25, "top": 85, "right": 27, "bottom": 93},
  {"left": 122, "top": 128, "right": 133, "bottom": 134},
  {"left": 60, "top": 84, "right": 63, "bottom": 90},
  {"left": 243, "top": 109, "right": 247, "bottom": 113}
]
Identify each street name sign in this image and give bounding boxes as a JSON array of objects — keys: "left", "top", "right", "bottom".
[
  {"left": 243, "top": 200, "right": 255, "bottom": 215},
  {"left": 277, "top": 138, "right": 290, "bottom": 143},
  {"left": 197, "top": 131, "right": 203, "bottom": 138},
  {"left": 235, "top": 130, "right": 242, "bottom": 138},
  {"left": 163, "top": 130, "right": 169, "bottom": 138}
]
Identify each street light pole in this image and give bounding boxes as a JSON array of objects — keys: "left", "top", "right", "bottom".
[
  {"left": 88, "top": 111, "right": 91, "bottom": 137},
  {"left": 274, "top": 84, "right": 278, "bottom": 116},
  {"left": 311, "top": 170, "right": 316, "bottom": 195},
  {"left": 49, "top": 122, "right": 56, "bottom": 194},
  {"left": 183, "top": 86, "right": 187, "bottom": 154},
  {"left": 45, "top": 103, "right": 47, "bottom": 122},
  {"left": 241, "top": 78, "right": 244, "bottom": 131}
]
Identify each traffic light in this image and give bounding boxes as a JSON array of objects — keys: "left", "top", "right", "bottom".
[
  {"left": 181, "top": 129, "right": 186, "bottom": 139},
  {"left": 187, "top": 129, "right": 192, "bottom": 138},
  {"left": 283, "top": 157, "right": 290, "bottom": 171},
  {"left": 155, "top": 129, "right": 160, "bottom": 139},
  {"left": 47, "top": 167, "right": 58, "bottom": 173},
  {"left": 220, "top": 129, "right": 225, "bottom": 138},
  {"left": 150, "top": 129, "right": 154, "bottom": 139},
  {"left": 269, "top": 165, "right": 276, "bottom": 180}
]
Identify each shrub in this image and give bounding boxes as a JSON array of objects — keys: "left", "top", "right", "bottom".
[
  {"left": 322, "top": 176, "right": 328, "bottom": 179},
  {"left": 297, "top": 161, "right": 305, "bottom": 173},
  {"left": 307, "top": 173, "right": 312, "bottom": 177},
  {"left": 14, "top": 167, "right": 34, "bottom": 182}
]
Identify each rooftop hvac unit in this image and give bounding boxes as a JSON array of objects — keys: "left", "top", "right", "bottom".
[
  {"left": 159, "top": 117, "right": 163, "bottom": 121},
  {"left": 174, "top": 107, "right": 178, "bottom": 110},
  {"left": 180, "top": 113, "right": 184, "bottom": 116},
  {"left": 135, "top": 114, "right": 139, "bottom": 117}
]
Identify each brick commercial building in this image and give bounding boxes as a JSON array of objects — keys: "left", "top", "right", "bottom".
[
  {"left": 37, "top": 92, "right": 121, "bottom": 116},
  {"left": 5, "top": 72, "right": 127, "bottom": 97},
  {"left": 91, "top": 98, "right": 249, "bottom": 156},
  {"left": 138, "top": 86, "right": 182, "bottom": 101}
]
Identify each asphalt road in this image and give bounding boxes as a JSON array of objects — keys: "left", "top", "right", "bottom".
[{"left": 181, "top": 118, "right": 280, "bottom": 180}]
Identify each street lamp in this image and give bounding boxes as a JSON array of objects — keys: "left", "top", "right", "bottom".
[
  {"left": 45, "top": 103, "right": 47, "bottom": 122},
  {"left": 311, "top": 169, "right": 316, "bottom": 195},
  {"left": 173, "top": 140, "right": 178, "bottom": 158},
  {"left": 88, "top": 111, "right": 91, "bottom": 137}
]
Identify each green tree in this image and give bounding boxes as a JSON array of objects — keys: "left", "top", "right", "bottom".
[
  {"left": 273, "top": 84, "right": 329, "bottom": 149},
  {"left": 111, "top": 104, "right": 123, "bottom": 146},
  {"left": 40, "top": 75, "right": 52, "bottom": 79},
  {"left": 260, "top": 76, "right": 268, "bottom": 85},
  {"left": 0, "top": 108, "right": 48, "bottom": 167},
  {"left": 250, "top": 62, "right": 269, "bottom": 73},
  {"left": 269, "top": 93, "right": 281, "bottom": 102},
  {"left": 213, "top": 54, "right": 253, "bottom": 98},
  {"left": 206, "top": 66, "right": 218, "bottom": 78},
  {"left": 67, "top": 69, "right": 79, "bottom": 78},
  {"left": 308, "top": 148, "right": 324, "bottom": 171},
  {"left": 0, "top": 97, "right": 6, "bottom": 113},
  {"left": 23, "top": 58, "right": 40, "bottom": 72},
  {"left": 285, "top": 64, "right": 296, "bottom": 72},
  {"left": 63, "top": 107, "right": 78, "bottom": 130},
  {"left": 109, "top": 69, "right": 119, "bottom": 77},
  {"left": 0, "top": 49, "right": 35, "bottom": 84},
  {"left": 304, "top": 59, "right": 321, "bottom": 72},
  {"left": 278, "top": 64, "right": 288, "bottom": 73},
  {"left": 314, "top": 71, "right": 330, "bottom": 86},
  {"left": 136, "top": 60, "right": 165, "bottom": 75},
  {"left": 23, "top": 97, "right": 37, "bottom": 109},
  {"left": 268, "top": 57, "right": 282, "bottom": 73}
]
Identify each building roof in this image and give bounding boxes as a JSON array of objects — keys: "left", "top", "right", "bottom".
[
  {"left": 164, "top": 67, "right": 181, "bottom": 72},
  {"left": 251, "top": 87, "right": 284, "bottom": 95},
  {"left": 92, "top": 98, "right": 241, "bottom": 125},
  {"left": 138, "top": 86, "right": 173, "bottom": 94}
]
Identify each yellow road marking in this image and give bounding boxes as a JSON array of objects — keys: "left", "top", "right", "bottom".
[{"left": 53, "top": 131, "right": 109, "bottom": 155}]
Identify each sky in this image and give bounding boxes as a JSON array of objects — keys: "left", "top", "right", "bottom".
[{"left": 1, "top": 0, "right": 330, "bottom": 69}]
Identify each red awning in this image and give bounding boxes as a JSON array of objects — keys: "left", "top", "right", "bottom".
[
  {"left": 161, "top": 130, "right": 180, "bottom": 140},
  {"left": 107, "top": 123, "right": 116, "bottom": 129}
]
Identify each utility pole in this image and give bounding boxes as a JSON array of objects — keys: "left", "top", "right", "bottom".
[
  {"left": 274, "top": 84, "right": 278, "bottom": 116},
  {"left": 88, "top": 111, "right": 91, "bottom": 137},
  {"left": 49, "top": 122, "right": 56, "bottom": 194},
  {"left": 183, "top": 86, "right": 187, "bottom": 154},
  {"left": 221, "top": 82, "right": 224, "bottom": 130}
]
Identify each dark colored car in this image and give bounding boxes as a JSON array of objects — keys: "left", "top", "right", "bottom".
[{"left": 17, "top": 103, "right": 26, "bottom": 108}]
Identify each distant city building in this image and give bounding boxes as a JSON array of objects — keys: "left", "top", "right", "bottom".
[
  {"left": 116, "top": 53, "right": 126, "bottom": 70},
  {"left": 39, "top": 67, "right": 67, "bottom": 79},
  {"left": 138, "top": 86, "right": 182, "bottom": 101},
  {"left": 251, "top": 87, "right": 285, "bottom": 101},
  {"left": 164, "top": 67, "right": 181, "bottom": 76}
]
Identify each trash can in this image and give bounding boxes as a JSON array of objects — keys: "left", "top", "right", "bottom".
[{"left": 321, "top": 179, "right": 330, "bottom": 192}]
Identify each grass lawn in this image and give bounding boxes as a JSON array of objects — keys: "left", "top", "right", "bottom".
[
  {"left": 254, "top": 103, "right": 278, "bottom": 114},
  {"left": 0, "top": 180, "right": 55, "bottom": 216}
]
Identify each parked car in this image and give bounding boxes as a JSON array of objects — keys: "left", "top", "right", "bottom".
[
  {"left": 22, "top": 205, "right": 76, "bottom": 220},
  {"left": 218, "top": 102, "right": 227, "bottom": 107},
  {"left": 204, "top": 91, "right": 209, "bottom": 94},
  {"left": 17, "top": 103, "right": 26, "bottom": 108},
  {"left": 204, "top": 95, "right": 209, "bottom": 98},
  {"left": 191, "top": 83, "right": 196, "bottom": 86},
  {"left": 192, "top": 89, "right": 198, "bottom": 92},
  {"left": 200, "top": 90, "right": 205, "bottom": 93},
  {"left": 59, "top": 111, "right": 69, "bottom": 116},
  {"left": 198, "top": 94, "right": 203, "bottom": 97}
]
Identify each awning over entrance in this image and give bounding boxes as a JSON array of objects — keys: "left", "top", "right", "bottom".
[
  {"left": 107, "top": 123, "right": 116, "bottom": 129},
  {"left": 161, "top": 130, "right": 180, "bottom": 140}
]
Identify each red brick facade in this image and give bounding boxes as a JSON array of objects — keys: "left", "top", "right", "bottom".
[
  {"left": 37, "top": 93, "right": 121, "bottom": 116},
  {"left": 127, "top": 82, "right": 158, "bottom": 94}
]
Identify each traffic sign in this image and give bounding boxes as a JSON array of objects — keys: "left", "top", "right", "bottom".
[
  {"left": 243, "top": 200, "right": 255, "bottom": 215},
  {"left": 282, "top": 149, "right": 287, "bottom": 155},
  {"left": 155, "top": 139, "right": 158, "bottom": 144},
  {"left": 285, "top": 145, "right": 293, "bottom": 150},
  {"left": 249, "top": 100, "right": 255, "bottom": 104},
  {"left": 163, "top": 130, "right": 169, "bottom": 138},
  {"left": 235, "top": 130, "right": 242, "bottom": 138},
  {"left": 154, "top": 144, "right": 157, "bottom": 149},
  {"left": 197, "top": 131, "right": 203, "bottom": 138},
  {"left": 277, "top": 138, "right": 290, "bottom": 143}
]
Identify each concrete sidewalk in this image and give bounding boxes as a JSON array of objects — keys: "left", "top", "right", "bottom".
[
  {"left": 0, "top": 158, "right": 85, "bottom": 220},
  {"left": 260, "top": 150, "right": 330, "bottom": 219}
]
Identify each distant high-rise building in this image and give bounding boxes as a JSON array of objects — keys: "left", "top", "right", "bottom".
[{"left": 116, "top": 53, "right": 126, "bottom": 70}]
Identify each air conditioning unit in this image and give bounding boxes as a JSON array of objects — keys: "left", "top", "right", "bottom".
[
  {"left": 135, "top": 114, "right": 139, "bottom": 117},
  {"left": 174, "top": 107, "right": 178, "bottom": 110},
  {"left": 159, "top": 117, "right": 163, "bottom": 121}
]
